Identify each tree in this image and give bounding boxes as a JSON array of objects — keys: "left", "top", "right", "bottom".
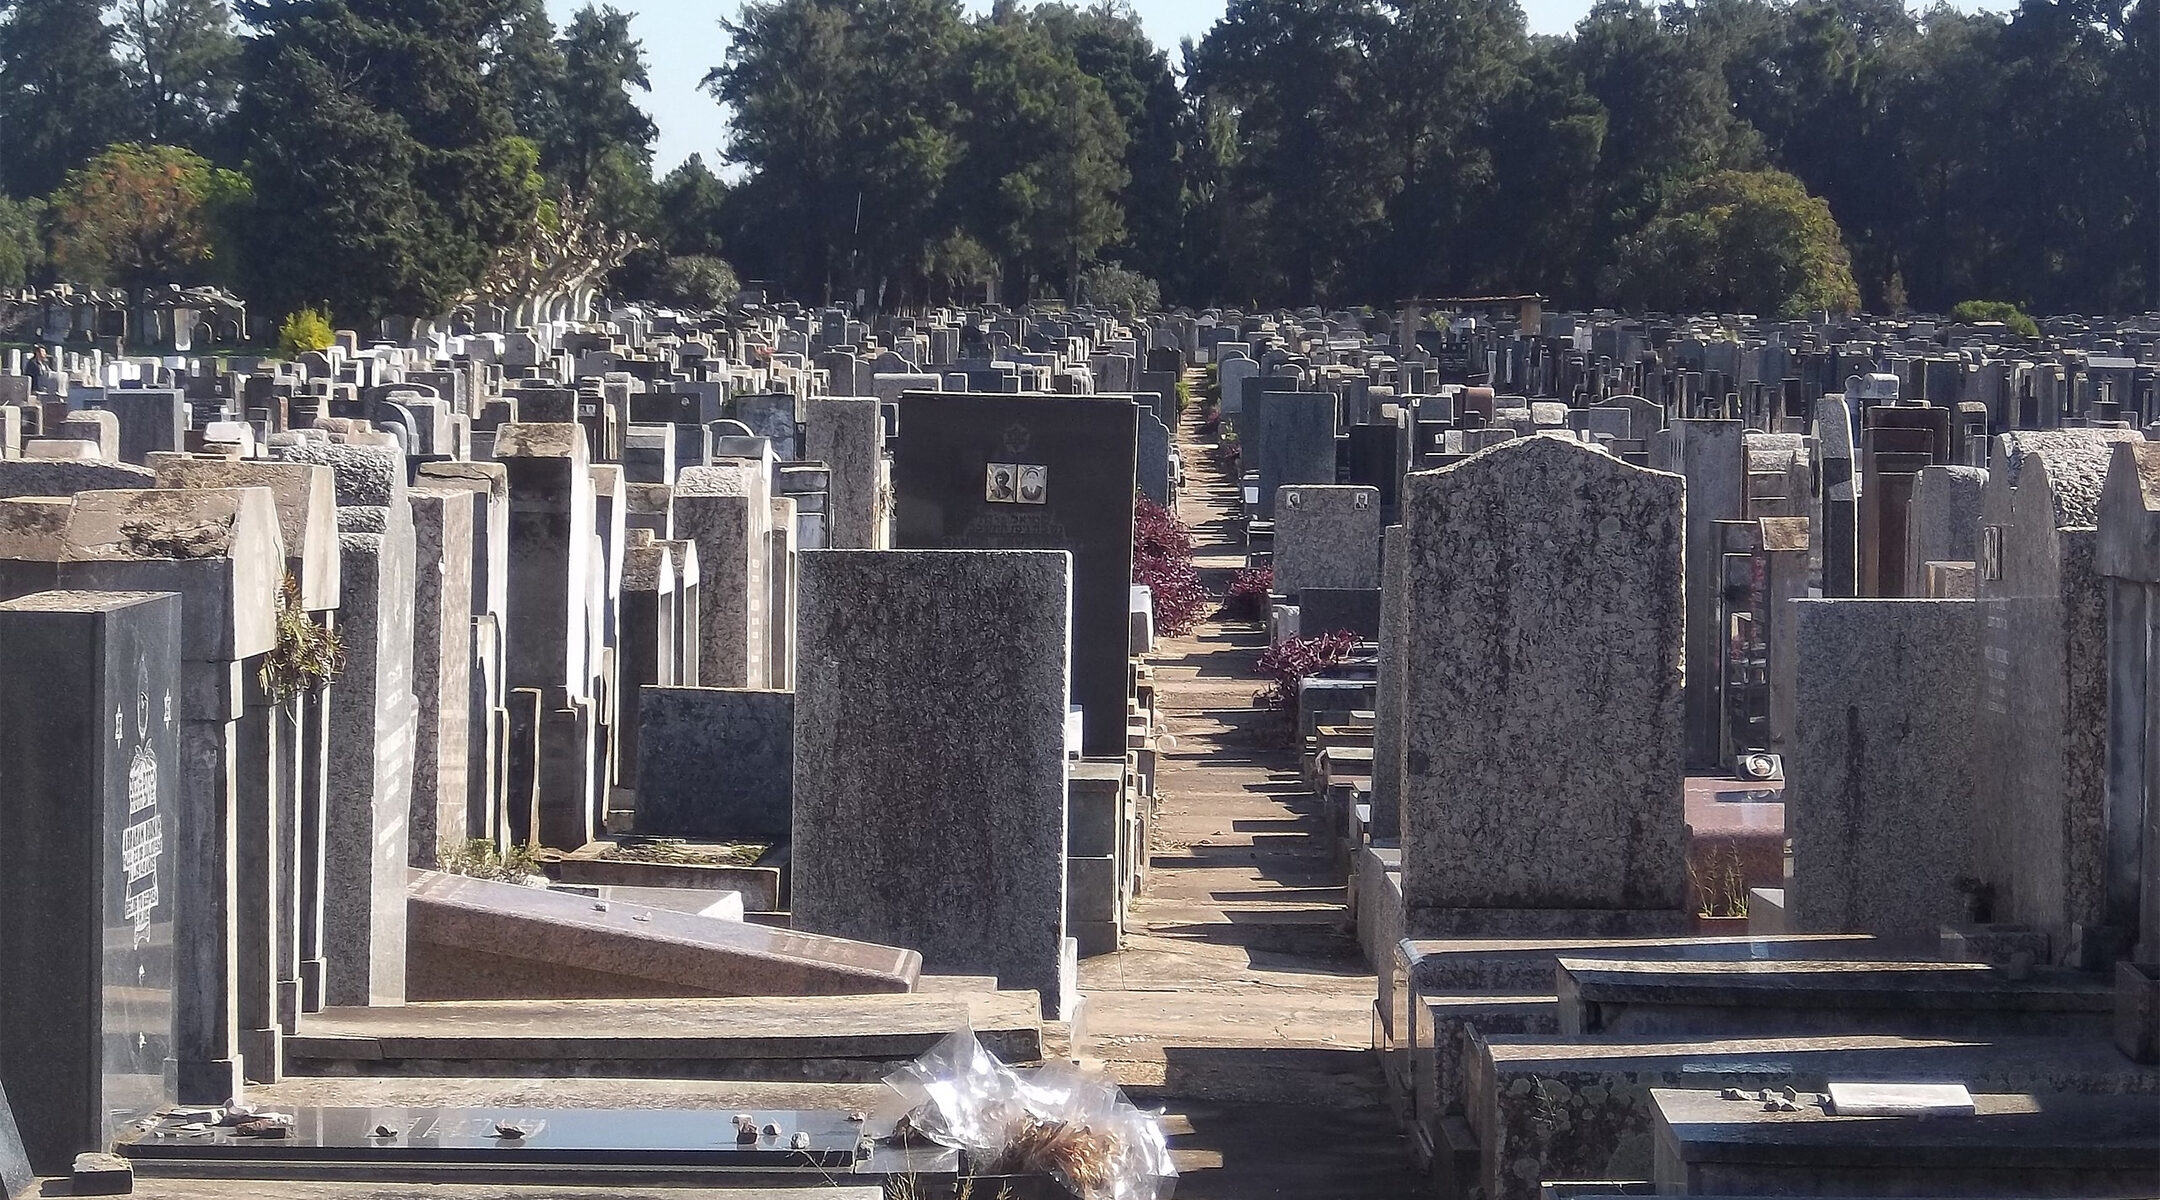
[
  {"left": 547, "top": 6, "right": 657, "bottom": 198},
  {"left": 1188, "top": 0, "right": 1394, "bottom": 301},
  {"left": 47, "top": 142, "right": 249, "bottom": 288},
  {"left": 1081, "top": 263, "right": 1159, "bottom": 315},
  {"left": 113, "top": 0, "right": 240, "bottom": 147},
  {"left": 950, "top": 14, "right": 1129, "bottom": 297},
  {"left": 0, "top": 0, "right": 133, "bottom": 199},
  {"left": 1614, "top": 167, "right": 1859, "bottom": 317},
  {"left": 0, "top": 195, "right": 45, "bottom": 287},
  {"left": 235, "top": 0, "right": 547, "bottom": 323}
]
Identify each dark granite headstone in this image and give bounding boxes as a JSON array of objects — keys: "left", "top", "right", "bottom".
[
  {"left": 634, "top": 687, "right": 793, "bottom": 841},
  {"left": 0, "top": 590, "right": 180, "bottom": 1175},
  {"left": 1250, "top": 392, "right": 1337, "bottom": 518},
  {"left": 1299, "top": 587, "right": 1382, "bottom": 639},
  {"left": 82, "top": 390, "right": 184, "bottom": 465},
  {"left": 892, "top": 392, "right": 1137, "bottom": 758}
]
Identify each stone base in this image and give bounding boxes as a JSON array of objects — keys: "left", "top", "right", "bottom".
[
  {"left": 1070, "top": 920, "right": 1120, "bottom": 959},
  {"left": 2116, "top": 961, "right": 2160, "bottom": 1064},
  {"left": 298, "top": 958, "right": 327, "bottom": 1013},
  {"left": 172, "top": 1056, "right": 243, "bottom": 1107},
  {"left": 239, "top": 1026, "right": 284, "bottom": 1085},
  {"left": 1405, "top": 906, "right": 1693, "bottom": 938}
]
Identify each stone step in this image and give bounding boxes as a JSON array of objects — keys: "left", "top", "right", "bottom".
[{"left": 286, "top": 991, "right": 1043, "bottom": 1081}]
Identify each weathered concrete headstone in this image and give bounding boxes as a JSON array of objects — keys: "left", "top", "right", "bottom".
[
  {"left": 675, "top": 459, "right": 771, "bottom": 689},
  {"left": 804, "top": 398, "right": 883, "bottom": 549},
  {"left": 1788, "top": 598, "right": 1978, "bottom": 938},
  {"left": 1904, "top": 464, "right": 1986, "bottom": 595},
  {"left": 793, "top": 550, "right": 1072, "bottom": 1017},
  {"left": 0, "top": 590, "right": 179, "bottom": 1174},
  {"left": 408, "top": 488, "right": 476, "bottom": 866},
  {"left": 1975, "top": 429, "right": 2140, "bottom": 963},
  {"left": 1400, "top": 436, "right": 1686, "bottom": 935}
]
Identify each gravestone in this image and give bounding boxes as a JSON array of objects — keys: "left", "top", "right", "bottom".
[
  {"left": 793, "top": 550, "right": 1072, "bottom": 1018},
  {"left": 1650, "top": 418, "right": 1745, "bottom": 769},
  {"left": 892, "top": 392, "right": 1136, "bottom": 759},
  {"left": 83, "top": 389, "right": 184, "bottom": 465},
  {"left": 0, "top": 590, "right": 180, "bottom": 1174},
  {"left": 2098, "top": 441, "right": 2160, "bottom": 963},
  {"left": 1249, "top": 392, "right": 1336, "bottom": 518},
  {"left": 635, "top": 687, "right": 792, "bottom": 841},
  {"left": 1137, "top": 409, "right": 1172, "bottom": 507},
  {"left": 1372, "top": 526, "right": 1406, "bottom": 843},
  {"left": 1788, "top": 598, "right": 1979, "bottom": 937},
  {"left": 675, "top": 459, "right": 772, "bottom": 689},
  {"left": 804, "top": 398, "right": 882, "bottom": 548},
  {"left": 1903, "top": 464, "right": 1986, "bottom": 595},
  {"left": 326, "top": 508, "right": 417, "bottom": 1004},
  {"left": 1975, "top": 430, "right": 2140, "bottom": 962},
  {"left": 1273, "top": 485, "right": 1380, "bottom": 596},
  {"left": 408, "top": 488, "right": 476, "bottom": 866},
  {"left": 1400, "top": 436, "right": 1686, "bottom": 934}
]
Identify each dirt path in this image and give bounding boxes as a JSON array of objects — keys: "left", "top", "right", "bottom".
[{"left": 1078, "top": 393, "right": 1416, "bottom": 1198}]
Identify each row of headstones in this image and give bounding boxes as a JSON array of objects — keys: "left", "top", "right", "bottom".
[
  {"left": 0, "top": 389, "right": 1163, "bottom": 1173},
  {"left": 1320, "top": 423, "right": 2160, "bottom": 977}
]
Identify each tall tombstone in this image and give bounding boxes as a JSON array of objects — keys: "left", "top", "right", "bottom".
[
  {"left": 637, "top": 686, "right": 792, "bottom": 841},
  {"left": 0, "top": 487, "right": 284, "bottom": 1101},
  {"left": 147, "top": 456, "right": 340, "bottom": 1059},
  {"left": 495, "top": 423, "right": 594, "bottom": 695},
  {"left": 1975, "top": 429, "right": 2141, "bottom": 964},
  {"left": 1400, "top": 436, "right": 1687, "bottom": 935},
  {"left": 1137, "top": 409, "right": 1172, "bottom": 508},
  {"left": 891, "top": 393, "right": 1136, "bottom": 758},
  {"left": 325, "top": 503, "right": 418, "bottom": 1003},
  {"left": 1272, "top": 485, "right": 1380, "bottom": 598},
  {"left": 0, "top": 591, "right": 180, "bottom": 1174},
  {"left": 408, "top": 488, "right": 476, "bottom": 866},
  {"left": 793, "top": 550, "right": 1072, "bottom": 1018},
  {"left": 768, "top": 494, "right": 797, "bottom": 691},
  {"left": 1903, "top": 464, "right": 1986, "bottom": 594},
  {"left": 1250, "top": 392, "right": 1336, "bottom": 519},
  {"left": 1788, "top": 598, "right": 1978, "bottom": 938},
  {"left": 1814, "top": 396, "right": 1859, "bottom": 597},
  {"left": 676, "top": 459, "right": 772, "bottom": 689},
  {"left": 2098, "top": 441, "right": 2160, "bottom": 964},
  {"left": 1371, "top": 525, "right": 1406, "bottom": 842},
  {"left": 0, "top": 1081, "right": 27, "bottom": 1199},
  {"left": 1649, "top": 418, "right": 1744, "bottom": 770},
  {"left": 803, "top": 397, "right": 884, "bottom": 549},
  {"left": 616, "top": 531, "right": 676, "bottom": 793}
]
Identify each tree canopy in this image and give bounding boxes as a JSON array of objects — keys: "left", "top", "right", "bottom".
[{"left": 0, "top": 0, "right": 2150, "bottom": 319}]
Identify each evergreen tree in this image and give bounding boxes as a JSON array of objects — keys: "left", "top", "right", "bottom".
[
  {"left": 0, "top": 0, "right": 132, "bottom": 199},
  {"left": 113, "top": 0, "right": 241, "bottom": 147},
  {"left": 235, "top": 0, "right": 544, "bottom": 322}
]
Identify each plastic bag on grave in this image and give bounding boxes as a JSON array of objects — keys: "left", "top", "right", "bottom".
[
  {"left": 879, "top": 1026, "right": 1028, "bottom": 1156},
  {"left": 880, "top": 1028, "right": 1178, "bottom": 1200}
]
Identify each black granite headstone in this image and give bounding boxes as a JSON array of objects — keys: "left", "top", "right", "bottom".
[
  {"left": 0, "top": 590, "right": 181, "bottom": 1175},
  {"left": 893, "top": 391, "right": 1137, "bottom": 757}
]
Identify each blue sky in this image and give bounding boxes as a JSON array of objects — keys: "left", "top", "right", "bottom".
[{"left": 554, "top": 0, "right": 2020, "bottom": 176}]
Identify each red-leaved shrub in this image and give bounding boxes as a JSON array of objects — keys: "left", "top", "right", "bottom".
[
  {"left": 1221, "top": 566, "right": 1272, "bottom": 621},
  {"left": 1253, "top": 630, "right": 1358, "bottom": 710},
  {"left": 1134, "top": 493, "right": 1207, "bottom": 636}
]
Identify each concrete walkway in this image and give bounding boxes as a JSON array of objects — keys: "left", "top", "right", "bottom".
[{"left": 1079, "top": 396, "right": 1416, "bottom": 1197}]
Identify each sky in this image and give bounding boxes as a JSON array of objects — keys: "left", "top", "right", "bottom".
[{"left": 552, "top": 0, "right": 2021, "bottom": 177}]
